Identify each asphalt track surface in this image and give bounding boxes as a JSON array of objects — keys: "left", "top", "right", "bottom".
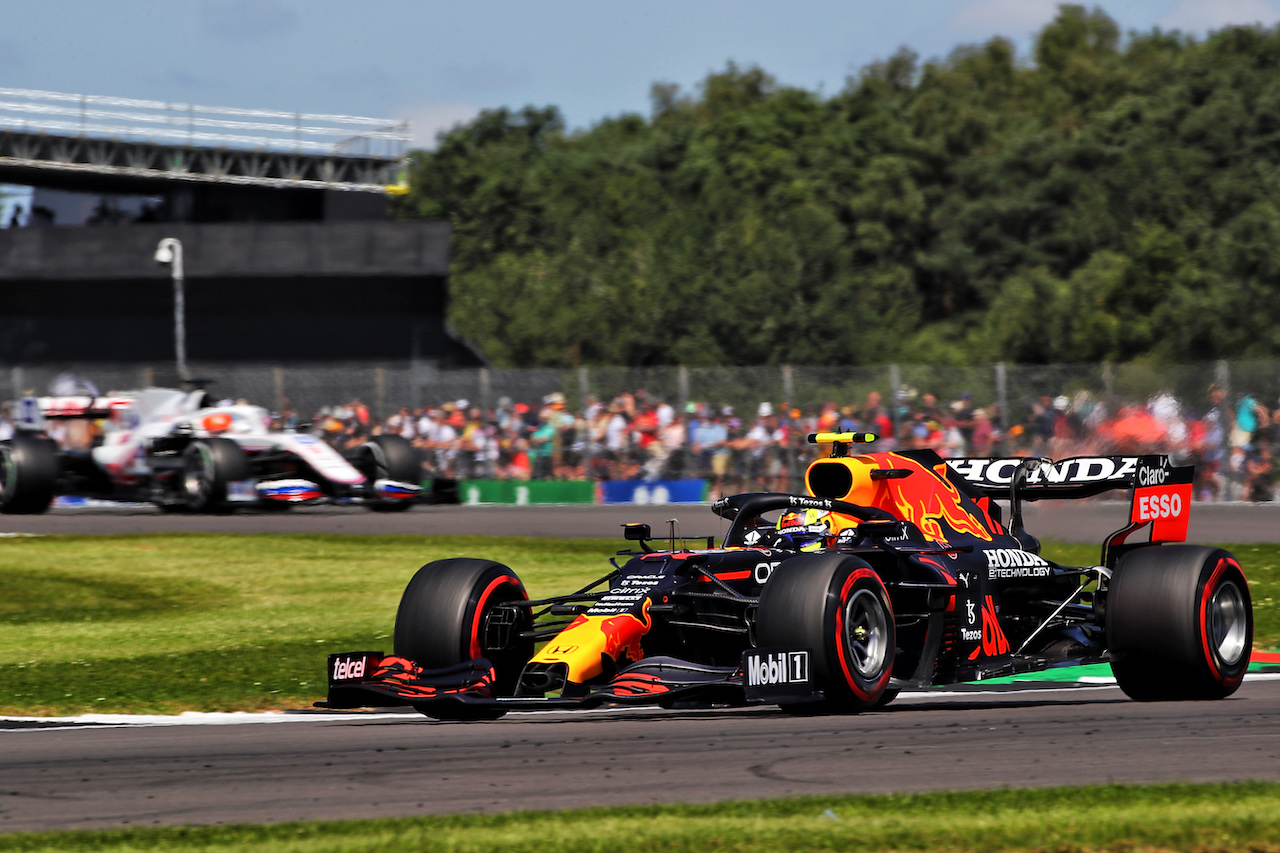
[
  {"left": 4, "top": 501, "right": 1280, "bottom": 832},
  {"left": 4, "top": 678, "right": 1280, "bottom": 832},
  {"left": 5, "top": 499, "right": 1280, "bottom": 543}
]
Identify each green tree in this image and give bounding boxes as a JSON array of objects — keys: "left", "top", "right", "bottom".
[{"left": 396, "top": 6, "right": 1280, "bottom": 368}]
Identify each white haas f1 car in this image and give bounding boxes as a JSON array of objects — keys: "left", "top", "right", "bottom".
[
  {"left": 0, "top": 388, "right": 420, "bottom": 513},
  {"left": 321, "top": 435, "right": 1252, "bottom": 720}
]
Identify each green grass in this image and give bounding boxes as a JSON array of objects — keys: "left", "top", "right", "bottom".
[
  {"left": 1, "top": 534, "right": 1278, "bottom": 717},
  {"left": 0, "top": 534, "right": 610, "bottom": 715},
  {"left": 3, "top": 783, "right": 1280, "bottom": 852}
]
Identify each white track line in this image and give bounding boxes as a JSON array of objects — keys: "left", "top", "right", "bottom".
[{"left": 5, "top": 674, "right": 1277, "bottom": 732}]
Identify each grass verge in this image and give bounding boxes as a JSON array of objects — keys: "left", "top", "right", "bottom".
[
  {"left": 3, "top": 782, "right": 1280, "bottom": 852},
  {"left": 0, "top": 533, "right": 608, "bottom": 715},
  {"left": 1, "top": 535, "right": 1277, "bottom": 716}
]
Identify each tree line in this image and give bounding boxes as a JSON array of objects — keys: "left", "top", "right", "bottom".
[{"left": 396, "top": 6, "right": 1280, "bottom": 369}]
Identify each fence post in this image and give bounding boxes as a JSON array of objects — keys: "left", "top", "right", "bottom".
[
  {"left": 412, "top": 362, "right": 439, "bottom": 409},
  {"left": 141, "top": 366, "right": 154, "bottom": 388},
  {"left": 479, "top": 368, "right": 491, "bottom": 412},
  {"left": 273, "top": 366, "right": 285, "bottom": 416},
  {"left": 579, "top": 366, "right": 594, "bottom": 474},
  {"left": 374, "top": 367, "right": 386, "bottom": 423},
  {"left": 1216, "top": 359, "right": 1230, "bottom": 393},
  {"left": 1102, "top": 361, "right": 1113, "bottom": 398},
  {"left": 1217, "top": 359, "right": 1232, "bottom": 500},
  {"left": 995, "top": 362, "right": 1008, "bottom": 432},
  {"left": 782, "top": 364, "right": 793, "bottom": 405},
  {"left": 889, "top": 364, "right": 901, "bottom": 426},
  {"left": 678, "top": 365, "right": 689, "bottom": 411}
]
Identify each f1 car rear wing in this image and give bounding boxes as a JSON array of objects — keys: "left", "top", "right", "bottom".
[
  {"left": 20, "top": 395, "right": 136, "bottom": 421},
  {"left": 946, "top": 455, "right": 1194, "bottom": 554},
  {"left": 12, "top": 394, "right": 138, "bottom": 436},
  {"left": 945, "top": 455, "right": 1173, "bottom": 500}
]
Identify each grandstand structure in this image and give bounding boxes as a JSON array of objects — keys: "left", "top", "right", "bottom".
[
  {"left": 0, "top": 86, "right": 409, "bottom": 193},
  {"left": 0, "top": 87, "right": 485, "bottom": 373}
]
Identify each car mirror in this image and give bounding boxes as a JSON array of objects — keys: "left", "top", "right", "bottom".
[{"left": 623, "top": 523, "right": 651, "bottom": 541}]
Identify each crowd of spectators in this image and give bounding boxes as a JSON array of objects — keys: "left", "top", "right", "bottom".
[
  {"left": 300, "top": 383, "right": 1279, "bottom": 502},
  {"left": 3, "top": 380, "right": 1271, "bottom": 502}
]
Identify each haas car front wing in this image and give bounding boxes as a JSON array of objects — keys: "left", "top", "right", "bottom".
[{"left": 318, "top": 650, "right": 814, "bottom": 714}]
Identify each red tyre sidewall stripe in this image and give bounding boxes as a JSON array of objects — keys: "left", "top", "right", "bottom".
[
  {"left": 1199, "top": 557, "right": 1246, "bottom": 688},
  {"left": 469, "top": 575, "right": 523, "bottom": 661},
  {"left": 834, "top": 567, "right": 893, "bottom": 701}
]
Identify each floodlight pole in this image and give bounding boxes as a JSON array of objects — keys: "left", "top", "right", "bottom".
[{"left": 154, "top": 237, "right": 187, "bottom": 382}]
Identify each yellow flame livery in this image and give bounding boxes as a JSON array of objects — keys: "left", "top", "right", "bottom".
[{"left": 806, "top": 451, "right": 994, "bottom": 544}]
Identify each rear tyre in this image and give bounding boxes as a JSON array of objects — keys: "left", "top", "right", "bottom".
[
  {"left": 394, "top": 558, "right": 535, "bottom": 715},
  {"left": 1108, "top": 545, "right": 1252, "bottom": 701},
  {"left": 0, "top": 436, "right": 58, "bottom": 514},
  {"left": 872, "top": 688, "right": 900, "bottom": 709},
  {"left": 360, "top": 434, "right": 421, "bottom": 512},
  {"left": 756, "top": 553, "right": 895, "bottom": 713},
  {"left": 182, "top": 438, "right": 250, "bottom": 513}
]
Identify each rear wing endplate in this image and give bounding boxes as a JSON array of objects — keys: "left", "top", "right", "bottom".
[{"left": 13, "top": 396, "right": 47, "bottom": 433}]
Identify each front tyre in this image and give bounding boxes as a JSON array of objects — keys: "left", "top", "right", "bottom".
[
  {"left": 0, "top": 436, "right": 58, "bottom": 514},
  {"left": 1108, "top": 545, "right": 1252, "bottom": 701},
  {"left": 394, "top": 558, "right": 534, "bottom": 701},
  {"left": 756, "top": 553, "right": 895, "bottom": 713},
  {"left": 360, "top": 434, "right": 421, "bottom": 512},
  {"left": 181, "top": 438, "right": 250, "bottom": 513}
]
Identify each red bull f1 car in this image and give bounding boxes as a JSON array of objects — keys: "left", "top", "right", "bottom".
[{"left": 321, "top": 434, "right": 1253, "bottom": 720}]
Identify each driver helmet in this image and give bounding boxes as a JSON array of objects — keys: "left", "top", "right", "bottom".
[
  {"left": 201, "top": 412, "right": 233, "bottom": 434},
  {"left": 775, "top": 508, "right": 834, "bottom": 553}
]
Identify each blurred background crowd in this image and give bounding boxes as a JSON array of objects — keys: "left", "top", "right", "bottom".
[
  {"left": 300, "top": 382, "right": 1275, "bottom": 502},
  {"left": 5, "top": 367, "right": 1275, "bottom": 503}
]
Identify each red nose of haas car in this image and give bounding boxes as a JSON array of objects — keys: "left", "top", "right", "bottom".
[{"left": 320, "top": 433, "right": 1253, "bottom": 720}]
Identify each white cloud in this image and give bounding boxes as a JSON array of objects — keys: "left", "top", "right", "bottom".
[
  {"left": 1158, "top": 0, "right": 1280, "bottom": 34},
  {"left": 395, "top": 103, "right": 482, "bottom": 150},
  {"left": 943, "top": 0, "right": 1062, "bottom": 45}
]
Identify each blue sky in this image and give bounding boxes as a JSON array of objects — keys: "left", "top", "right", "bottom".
[{"left": 3, "top": 0, "right": 1280, "bottom": 150}]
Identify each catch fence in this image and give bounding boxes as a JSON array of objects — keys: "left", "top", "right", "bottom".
[
  {"left": 1, "top": 359, "right": 1245, "bottom": 428},
  {"left": 3, "top": 359, "right": 1272, "bottom": 501}
]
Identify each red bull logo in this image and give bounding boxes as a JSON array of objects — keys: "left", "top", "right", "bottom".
[
  {"left": 847, "top": 453, "right": 994, "bottom": 544},
  {"left": 529, "top": 599, "right": 653, "bottom": 684},
  {"left": 596, "top": 604, "right": 652, "bottom": 664}
]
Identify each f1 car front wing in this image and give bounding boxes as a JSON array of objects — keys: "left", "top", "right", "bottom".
[{"left": 316, "top": 651, "right": 791, "bottom": 714}]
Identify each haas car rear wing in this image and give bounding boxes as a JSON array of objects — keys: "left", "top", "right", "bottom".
[
  {"left": 15, "top": 395, "right": 136, "bottom": 429},
  {"left": 13, "top": 394, "right": 137, "bottom": 437},
  {"left": 946, "top": 455, "right": 1194, "bottom": 548}
]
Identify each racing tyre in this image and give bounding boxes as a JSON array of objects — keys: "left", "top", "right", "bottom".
[
  {"left": 756, "top": 553, "right": 895, "bottom": 713},
  {"left": 873, "top": 688, "right": 900, "bottom": 709},
  {"left": 1108, "top": 545, "right": 1252, "bottom": 701},
  {"left": 181, "top": 438, "right": 250, "bottom": 513},
  {"left": 394, "top": 558, "right": 535, "bottom": 716},
  {"left": 0, "top": 436, "right": 58, "bottom": 514},
  {"left": 359, "top": 434, "right": 420, "bottom": 512}
]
